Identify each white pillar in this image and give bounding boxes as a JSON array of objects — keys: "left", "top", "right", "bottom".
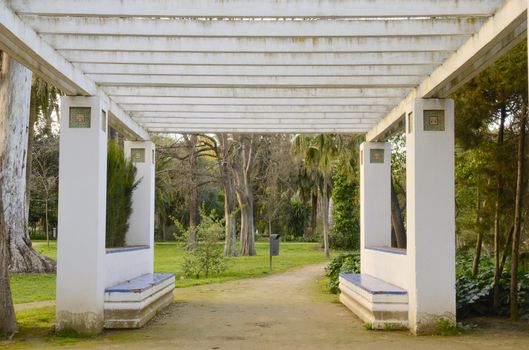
[
  {"left": 124, "top": 141, "right": 155, "bottom": 271},
  {"left": 406, "top": 98, "right": 456, "bottom": 334},
  {"left": 56, "top": 96, "right": 108, "bottom": 333},
  {"left": 359, "top": 142, "right": 392, "bottom": 272}
]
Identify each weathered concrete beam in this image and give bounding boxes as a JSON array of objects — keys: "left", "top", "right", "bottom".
[
  {"left": 366, "top": 0, "right": 527, "bottom": 141},
  {"left": 43, "top": 34, "right": 469, "bottom": 53},
  {"left": 9, "top": 0, "right": 504, "bottom": 18},
  {"left": 22, "top": 16, "right": 487, "bottom": 37},
  {"left": 61, "top": 51, "right": 451, "bottom": 66},
  {"left": 102, "top": 87, "right": 410, "bottom": 98},
  {"left": 0, "top": 0, "right": 149, "bottom": 140},
  {"left": 79, "top": 64, "right": 435, "bottom": 77},
  {"left": 111, "top": 96, "right": 402, "bottom": 106},
  {"left": 90, "top": 74, "right": 424, "bottom": 88}
]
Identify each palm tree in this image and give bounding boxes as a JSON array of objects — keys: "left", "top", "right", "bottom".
[{"left": 292, "top": 134, "right": 341, "bottom": 259}]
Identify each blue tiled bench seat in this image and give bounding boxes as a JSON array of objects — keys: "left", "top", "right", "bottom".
[
  {"left": 104, "top": 273, "right": 175, "bottom": 329},
  {"left": 339, "top": 273, "right": 407, "bottom": 295},
  {"left": 338, "top": 273, "right": 408, "bottom": 330},
  {"left": 106, "top": 273, "right": 174, "bottom": 293}
]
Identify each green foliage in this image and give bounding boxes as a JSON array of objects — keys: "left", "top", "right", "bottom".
[
  {"left": 325, "top": 251, "right": 361, "bottom": 294},
  {"left": 456, "top": 254, "right": 529, "bottom": 319},
  {"left": 182, "top": 209, "right": 227, "bottom": 278},
  {"left": 331, "top": 162, "right": 360, "bottom": 250},
  {"left": 434, "top": 318, "right": 459, "bottom": 336},
  {"left": 285, "top": 198, "right": 308, "bottom": 239},
  {"left": 106, "top": 141, "right": 139, "bottom": 248},
  {"left": 363, "top": 322, "right": 373, "bottom": 331}
]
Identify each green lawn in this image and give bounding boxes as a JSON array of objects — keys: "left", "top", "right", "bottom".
[{"left": 11, "top": 241, "right": 329, "bottom": 304}]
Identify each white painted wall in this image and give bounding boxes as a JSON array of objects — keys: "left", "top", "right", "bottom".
[
  {"left": 56, "top": 96, "right": 108, "bottom": 333},
  {"left": 104, "top": 248, "right": 153, "bottom": 288},
  {"left": 361, "top": 249, "right": 409, "bottom": 290},
  {"left": 359, "top": 142, "right": 391, "bottom": 250},
  {"left": 124, "top": 141, "right": 155, "bottom": 276},
  {"left": 406, "top": 98, "right": 456, "bottom": 334}
]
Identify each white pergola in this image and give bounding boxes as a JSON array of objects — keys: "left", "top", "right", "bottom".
[{"left": 0, "top": 0, "right": 526, "bottom": 335}]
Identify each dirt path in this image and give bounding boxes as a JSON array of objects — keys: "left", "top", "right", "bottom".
[
  {"left": 14, "top": 300, "right": 55, "bottom": 311},
  {"left": 11, "top": 263, "right": 529, "bottom": 349}
]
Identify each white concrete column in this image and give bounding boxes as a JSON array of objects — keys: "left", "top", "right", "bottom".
[
  {"left": 406, "top": 98, "right": 456, "bottom": 334},
  {"left": 56, "top": 96, "right": 108, "bottom": 333},
  {"left": 124, "top": 141, "right": 155, "bottom": 270},
  {"left": 359, "top": 142, "right": 391, "bottom": 272}
]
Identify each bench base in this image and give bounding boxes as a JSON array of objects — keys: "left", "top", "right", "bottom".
[
  {"left": 339, "top": 273, "right": 408, "bottom": 330},
  {"left": 104, "top": 273, "right": 175, "bottom": 329}
]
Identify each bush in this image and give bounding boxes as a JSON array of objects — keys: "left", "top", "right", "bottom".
[
  {"left": 106, "top": 141, "right": 139, "bottom": 248},
  {"left": 182, "top": 210, "right": 227, "bottom": 278},
  {"left": 285, "top": 199, "right": 308, "bottom": 238},
  {"left": 325, "top": 251, "right": 361, "bottom": 294},
  {"left": 331, "top": 163, "right": 360, "bottom": 250},
  {"left": 456, "top": 254, "right": 529, "bottom": 319}
]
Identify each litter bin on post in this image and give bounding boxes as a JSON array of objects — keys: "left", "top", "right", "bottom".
[{"left": 269, "top": 234, "right": 281, "bottom": 271}]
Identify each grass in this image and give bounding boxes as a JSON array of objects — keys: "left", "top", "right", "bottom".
[{"left": 11, "top": 240, "right": 329, "bottom": 304}]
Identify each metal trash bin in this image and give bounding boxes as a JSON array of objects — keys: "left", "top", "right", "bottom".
[{"left": 270, "top": 234, "right": 281, "bottom": 256}]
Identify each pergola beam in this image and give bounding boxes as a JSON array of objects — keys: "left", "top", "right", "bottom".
[
  {"left": 121, "top": 104, "right": 390, "bottom": 113},
  {"left": 0, "top": 0, "right": 149, "bottom": 140},
  {"left": 44, "top": 34, "right": 469, "bottom": 53},
  {"left": 78, "top": 64, "right": 435, "bottom": 77},
  {"left": 61, "top": 51, "right": 451, "bottom": 66},
  {"left": 110, "top": 96, "right": 402, "bottom": 106},
  {"left": 366, "top": 0, "right": 527, "bottom": 141},
  {"left": 90, "top": 74, "right": 424, "bottom": 88},
  {"left": 102, "top": 87, "right": 410, "bottom": 98},
  {"left": 131, "top": 113, "right": 381, "bottom": 120},
  {"left": 9, "top": 0, "right": 504, "bottom": 18},
  {"left": 22, "top": 16, "right": 487, "bottom": 37}
]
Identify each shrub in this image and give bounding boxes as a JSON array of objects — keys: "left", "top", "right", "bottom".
[
  {"left": 325, "top": 251, "right": 361, "bottom": 294},
  {"left": 285, "top": 199, "right": 308, "bottom": 238},
  {"left": 456, "top": 254, "right": 529, "bottom": 319},
  {"left": 182, "top": 210, "right": 227, "bottom": 278},
  {"left": 106, "top": 141, "right": 139, "bottom": 248},
  {"left": 331, "top": 163, "right": 360, "bottom": 250}
]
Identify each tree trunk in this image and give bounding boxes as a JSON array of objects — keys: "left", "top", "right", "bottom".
[
  {"left": 26, "top": 83, "right": 37, "bottom": 226},
  {"left": 223, "top": 173, "right": 237, "bottom": 256},
  {"left": 499, "top": 225, "right": 514, "bottom": 277},
  {"left": 472, "top": 188, "right": 483, "bottom": 278},
  {"left": 217, "top": 134, "right": 238, "bottom": 256},
  {"left": 310, "top": 193, "right": 318, "bottom": 236},
  {"left": 322, "top": 175, "right": 330, "bottom": 259},
  {"left": 186, "top": 134, "right": 199, "bottom": 250},
  {"left": 493, "top": 107, "right": 506, "bottom": 310},
  {"left": 510, "top": 111, "right": 527, "bottom": 320},
  {"left": 238, "top": 194, "right": 256, "bottom": 256},
  {"left": 0, "top": 53, "right": 55, "bottom": 273},
  {"left": 232, "top": 135, "right": 256, "bottom": 256},
  {"left": 390, "top": 180, "right": 407, "bottom": 249},
  {"left": 0, "top": 193, "right": 17, "bottom": 338}
]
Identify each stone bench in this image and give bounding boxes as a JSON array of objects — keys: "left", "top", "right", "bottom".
[
  {"left": 339, "top": 273, "right": 408, "bottom": 330},
  {"left": 104, "top": 273, "right": 175, "bottom": 329}
]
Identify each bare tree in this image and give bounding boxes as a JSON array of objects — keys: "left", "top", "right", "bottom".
[
  {"left": 215, "top": 134, "right": 238, "bottom": 256},
  {"left": 232, "top": 135, "right": 257, "bottom": 256}
]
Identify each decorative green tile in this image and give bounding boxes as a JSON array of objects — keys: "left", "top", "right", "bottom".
[
  {"left": 69, "top": 107, "right": 91, "bottom": 128},
  {"left": 423, "top": 110, "right": 445, "bottom": 131},
  {"left": 370, "top": 149, "right": 384, "bottom": 164},
  {"left": 101, "top": 110, "right": 107, "bottom": 132},
  {"left": 131, "top": 148, "right": 145, "bottom": 163}
]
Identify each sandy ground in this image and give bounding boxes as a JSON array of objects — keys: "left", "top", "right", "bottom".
[{"left": 9, "top": 263, "right": 529, "bottom": 349}]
